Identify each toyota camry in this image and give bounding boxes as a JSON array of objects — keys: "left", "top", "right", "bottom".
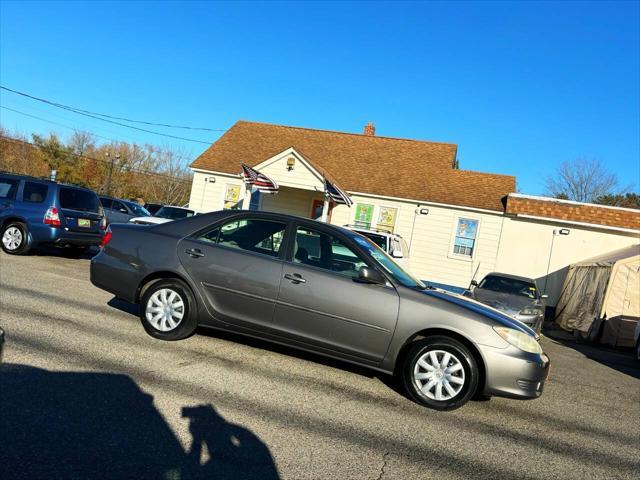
[{"left": 90, "top": 210, "right": 549, "bottom": 411}]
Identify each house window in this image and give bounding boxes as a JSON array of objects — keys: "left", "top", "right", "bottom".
[
  {"left": 223, "top": 184, "right": 241, "bottom": 210},
  {"left": 377, "top": 206, "right": 397, "bottom": 233},
  {"left": 354, "top": 203, "right": 374, "bottom": 228},
  {"left": 453, "top": 218, "right": 479, "bottom": 257}
]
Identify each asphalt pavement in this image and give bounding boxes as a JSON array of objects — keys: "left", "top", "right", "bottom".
[{"left": 0, "top": 249, "right": 638, "bottom": 480}]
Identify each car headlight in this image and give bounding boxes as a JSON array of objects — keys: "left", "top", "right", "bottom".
[
  {"left": 520, "top": 307, "right": 541, "bottom": 316},
  {"left": 493, "top": 327, "right": 542, "bottom": 354}
]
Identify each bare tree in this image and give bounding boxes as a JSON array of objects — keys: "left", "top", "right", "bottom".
[
  {"left": 145, "top": 145, "right": 192, "bottom": 205},
  {"left": 544, "top": 158, "right": 625, "bottom": 203}
]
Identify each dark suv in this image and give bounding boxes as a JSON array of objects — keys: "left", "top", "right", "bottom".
[
  {"left": 99, "top": 196, "right": 150, "bottom": 225},
  {"left": 0, "top": 173, "right": 105, "bottom": 255}
]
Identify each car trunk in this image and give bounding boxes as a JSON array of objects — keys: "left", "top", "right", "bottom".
[{"left": 60, "top": 208, "right": 103, "bottom": 233}]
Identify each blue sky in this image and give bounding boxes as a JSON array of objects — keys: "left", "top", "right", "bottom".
[{"left": 1, "top": 1, "right": 638, "bottom": 194}]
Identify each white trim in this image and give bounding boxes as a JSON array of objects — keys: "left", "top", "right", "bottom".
[
  {"left": 348, "top": 191, "right": 504, "bottom": 216},
  {"left": 253, "top": 147, "right": 325, "bottom": 191},
  {"left": 513, "top": 214, "right": 640, "bottom": 234},
  {"left": 191, "top": 168, "right": 241, "bottom": 179},
  {"left": 509, "top": 193, "right": 640, "bottom": 213}
]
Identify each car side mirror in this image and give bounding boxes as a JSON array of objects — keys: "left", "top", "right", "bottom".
[
  {"left": 357, "top": 266, "right": 385, "bottom": 285},
  {"left": 541, "top": 294, "right": 548, "bottom": 299},
  {"left": 391, "top": 249, "right": 403, "bottom": 258},
  {"left": 470, "top": 280, "right": 478, "bottom": 287}
]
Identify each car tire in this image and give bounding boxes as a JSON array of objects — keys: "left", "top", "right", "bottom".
[
  {"left": 139, "top": 278, "right": 198, "bottom": 341},
  {"left": 401, "top": 336, "right": 479, "bottom": 411},
  {"left": 1, "top": 221, "right": 30, "bottom": 255}
]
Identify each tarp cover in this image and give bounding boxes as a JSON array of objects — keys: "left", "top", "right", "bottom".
[{"left": 555, "top": 244, "right": 640, "bottom": 346}]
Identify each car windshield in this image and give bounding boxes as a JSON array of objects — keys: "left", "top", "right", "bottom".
[
  {"left": 478, "top": 275, "right": 538, "bottom": 299},
  {"left": 348, "top": 232, "right": 425, "bottom": 289},
  {"left": 155, "top": 207, "right": 194, "bottom": 219},
  {"left": 59, "top": 187, "right": 100, "bottom": 212},
  {"left": 126, "top": 202, "right": 150, "bottom": 217},
  {"left": 356, "top": 231, "right": 388, "bottom": 251}
]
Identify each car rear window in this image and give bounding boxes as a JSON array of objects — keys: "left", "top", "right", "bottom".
[
  {"left": 0, "top": 178, "right": 19, "bottom": 199},
  {"left": 155, "top": 206, "right": 194, "bottom": 219},
  {"left": 59, "top": 187, "right": 100, "bottom": 212},
  {"left": 23, "top": 182, "right": 49, "bottom": 203}
]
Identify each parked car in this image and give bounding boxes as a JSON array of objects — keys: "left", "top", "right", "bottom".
[
  {"left": 634, "top": 320, "right": 640, "bottom": 361},
  {"left": 143, "top": 202, "right": 163, "bottom": 216},
  {"left": 99, "top": 196, "right": 151, "bottom": 225},
  {"left": 129, "top": 206, "right": 197, "bottom": 225},
  {"left": 464, "top": 273, "right": 547, "bottom": 333},
  {"left": 0, "top": 173, "right": 105, "bottom": 255},
  {"left": 344, "top": 225, "right": 411, "bottom": 270},
  {"left": 91, "top": 211, "right": 549, "bottom": 411},
  {"left": 0, "top": 327, "right": 4, "bottom": 364}
]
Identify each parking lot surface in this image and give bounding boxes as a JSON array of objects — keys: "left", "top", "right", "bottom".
[{"left": 1, "top": 250, "right": 639, "bottom": 480}]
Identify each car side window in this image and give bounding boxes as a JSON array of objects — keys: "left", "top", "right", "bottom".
[
  {"left": 0, "top": 178, "right": 19, "bottom": 200},
  {"left": 294, "top": 226, "right": 367, "bottom": 278},
  {"left": 100, "top": 197, "right": 113, "bottom": 209},
  {"left": 23, "top": 182, "right": 49, "bottom": 203},
  {"left": 111, "top": 200, "right": 127, "bottom": 213},
  {"left": 196, "top": 218, "right": 286, "bottom": 258}
]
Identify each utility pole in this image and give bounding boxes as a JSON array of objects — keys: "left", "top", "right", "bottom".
[{"left": 105, "top": 152, "right": 120, "bottom": 196}]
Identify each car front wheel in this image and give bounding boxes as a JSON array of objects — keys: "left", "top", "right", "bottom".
[
  {"left": 401, "top": 336, "right": 479, "bottom": 411},
  {"left": 139, "top": 278, "right": 198, "bottom": 341},
  {"left": 1, "top": 221, "right": 30, "bottom": 255}
]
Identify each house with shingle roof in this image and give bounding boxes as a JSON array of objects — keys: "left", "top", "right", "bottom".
[{"left": 189, "top": 120, "right": 639, "bottom": 303}]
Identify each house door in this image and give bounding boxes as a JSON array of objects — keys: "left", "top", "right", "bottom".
[{"left": 310, "top": 199, "right": 332, "bottom": 221}]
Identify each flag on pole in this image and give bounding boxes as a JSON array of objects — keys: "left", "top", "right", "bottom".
[
  {"left": 241, "top": 163, "right": 279, "bottom": 194},
  {"left": 324, "top": 177, "right": 353, "bottom": 207}
]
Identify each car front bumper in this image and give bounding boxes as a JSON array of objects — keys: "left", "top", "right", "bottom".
[
  {"left": 479, "top": 343, "right": 550, "bottom": 399},
  {"left": 513, "top": 313, "right": 544, "bottom": 332}
]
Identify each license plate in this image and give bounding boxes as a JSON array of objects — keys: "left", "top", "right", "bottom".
[{"left": 78, "top": 218, "right": 91, "bottom": 228}]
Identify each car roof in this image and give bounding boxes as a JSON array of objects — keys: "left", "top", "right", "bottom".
[
  {"left": 1, "top": 172, "right": 95, "bottom": 191},
  {"left": 482, "top": 272, "right": 536, "bottom": 284},
  {"left": 343, "top": 225, "right": 402, "bottom": 238}
]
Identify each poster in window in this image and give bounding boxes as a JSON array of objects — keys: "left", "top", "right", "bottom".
[
  {"left": 456, "top": 218, "right": 478, "bottom": 239},
  {"left": 377, "top": 206, "right": 397, "bottom": 233},
  {"left": 223, "top": 184, "right": 241, "bottom": 210},
  {"left": 354, "top": 204, "right": 374, "bottom": 227}
]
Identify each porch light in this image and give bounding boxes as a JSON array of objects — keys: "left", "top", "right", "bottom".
[{"left": 287, "top": 157, "right": 295, "bottom": 171}]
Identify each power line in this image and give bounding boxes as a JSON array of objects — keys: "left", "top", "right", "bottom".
[
  {"left": 1, "top": 85, "right": 221, "bottom": 145},
  {"left": 0, "top": 134, "right": 193, "bottom": 184},
  {"left": 1, "top": 105, "right": 131, "bottom": 144}
]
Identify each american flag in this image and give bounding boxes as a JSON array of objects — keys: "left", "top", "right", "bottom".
[
  {"left": 241, "top": 163, "right": 279, "bottom": 194},
  {"left": 324, "top": 177, "right": 353, "bottom": 207}
]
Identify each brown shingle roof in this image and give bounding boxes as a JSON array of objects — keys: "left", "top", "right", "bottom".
[
  {"left": 506, "top": 195, "right": 640, "bottom": 230},
  {"left": 191, "top": 121, "right": 515, "bottom": 211}
]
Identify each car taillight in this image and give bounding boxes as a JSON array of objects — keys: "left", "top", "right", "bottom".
[
  {"left": 44, "top": 207, "right": 61, "bottom": 227},
  {"left": 101, "top": 226, "right": 112, "bottom": 248}
]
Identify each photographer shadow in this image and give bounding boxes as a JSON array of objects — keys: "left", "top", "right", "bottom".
[
  {"left": 0, "top": 364, "right": 279, "bottom": 480},
  {"left": 183, "top": 404, "right": 279, "bottom": 480}
]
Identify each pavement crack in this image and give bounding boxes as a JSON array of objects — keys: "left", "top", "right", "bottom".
[{"left": 375, "top": 451, "right": 390, "bottom": 480}]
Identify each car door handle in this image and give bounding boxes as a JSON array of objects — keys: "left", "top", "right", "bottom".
[
  {"left": 284, "top": 273, "right": 306, "bottom": 284},
  {"left": 185, "top": 248, "right": 205, "bottom": 258}
]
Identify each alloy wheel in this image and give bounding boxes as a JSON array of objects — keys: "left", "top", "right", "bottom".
[
  {"left": 413, "top": 349, "right": 466, "bottom": 401},
  {"left": 145, "top": 288, "right": 185, "bottom": 332}
]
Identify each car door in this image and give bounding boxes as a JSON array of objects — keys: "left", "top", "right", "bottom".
[
  {"left": 272, "top": 223, "right": 400, "bottom": 364},
  {"left": 177, "top": 215, "right": 290, "bottom": 333}
]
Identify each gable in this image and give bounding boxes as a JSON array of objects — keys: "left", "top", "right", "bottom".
[{"left": 254, "top": 148, "right": 324, "bottom": 191}]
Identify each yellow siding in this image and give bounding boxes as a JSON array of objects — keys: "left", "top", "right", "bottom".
[
  {"left": 189, "top": 171, "right": 244, "bottom": 213},
  {"left": 331, "top": 196, "right": 503, "bottom": 287},
  {"left": 260, "top": 187, "right": 323, "bottom": 218},
  {"left": 258, "top": 152, "right": 324, "bottom": 191}
]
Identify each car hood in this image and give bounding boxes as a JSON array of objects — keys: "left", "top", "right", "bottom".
[
  {"left": 472, "top": 290, "right": 539, "bottom": 315},
  {"left": 422, "top": 288, "right": 537, "bottom": 337}
]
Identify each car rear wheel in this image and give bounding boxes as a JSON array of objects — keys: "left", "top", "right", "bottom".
[
  {"left": 401, "top": 336, "right": 479, "bottom": 411},
  {"left": 1, "top": 221, "right": 30, "bottom": 255},
  {"left": 139, "top": 279, "right": 197, "bottom": 341}
]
